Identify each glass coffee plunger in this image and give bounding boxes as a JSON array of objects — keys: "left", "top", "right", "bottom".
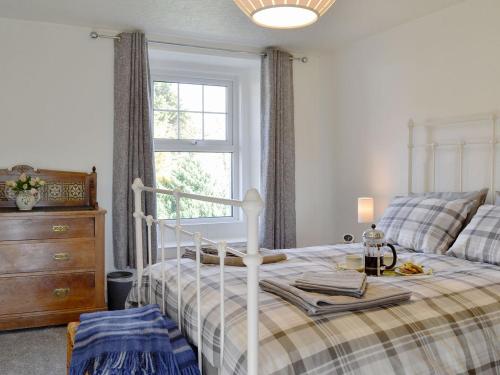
[{"left": 362, "top": 224, "right": 397, "bottom": 276}]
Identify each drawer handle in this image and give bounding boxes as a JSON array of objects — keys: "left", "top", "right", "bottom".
[
  {"left": 52, "top": 225, "right": 69, "bottom": 233},
  {"left": 53, "top": 288, "right": 70, "bottom": 298},
  {"left": 53, "top": 252, "right": 71, "bottom": 261}
]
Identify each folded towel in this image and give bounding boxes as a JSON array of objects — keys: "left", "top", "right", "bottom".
[
  {"left": 70, "top": 304, "right": 200, "bottom": 375},
  {"left": 183, "top": 246, "right": 287, "bottom": 267},
  {"left": 293, "top": 271, "right": 367, "bottom": 298},
  {"left": 260, "top": 278, "right": 412, "bottom": 316}
]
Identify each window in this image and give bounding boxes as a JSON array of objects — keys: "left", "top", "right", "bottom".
[{"left": 153, "top": 77, "right": 237, "bottom": 221}]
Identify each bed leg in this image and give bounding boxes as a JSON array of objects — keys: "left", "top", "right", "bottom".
[{"left": 132, "top": 178, "right": 145, "bottom": 306}]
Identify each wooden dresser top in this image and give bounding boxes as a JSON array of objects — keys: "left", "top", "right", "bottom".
[{"left": 0, "top": 207, "right": 106, "bottom": 218}]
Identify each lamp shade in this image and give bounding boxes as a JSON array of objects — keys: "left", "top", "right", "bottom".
[
  {"left": 233, "top": 0, "right": 336, "bottom": 29},
  {"left": 358, "top": 197, "right": 374, "bottom": 224}
]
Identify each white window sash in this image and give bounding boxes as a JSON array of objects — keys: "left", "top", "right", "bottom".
[{"left": 152, "top": 73, "right": 240, "bottom": 223}]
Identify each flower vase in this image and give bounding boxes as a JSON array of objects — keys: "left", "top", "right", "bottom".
[{"left": 15, "top": 190, "right": 41, "bottom": 211}]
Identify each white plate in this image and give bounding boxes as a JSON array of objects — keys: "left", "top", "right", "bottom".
[{"left": 394, "top": 266, "right": 432, "bottom": 276}]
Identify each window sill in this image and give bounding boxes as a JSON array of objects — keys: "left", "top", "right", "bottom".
[{"left": 160, "top": 216, "right": 241, "bottom": 226}]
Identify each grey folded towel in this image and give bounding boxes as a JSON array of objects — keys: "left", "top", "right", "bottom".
[
  {"left": 293, "top": 271, "right": 367, "bottom": 298},
  {"left": 260, "top": 278, "right": 412, "bottom": 316}
]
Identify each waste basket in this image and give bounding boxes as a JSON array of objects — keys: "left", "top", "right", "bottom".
[{"left": 107, "top": 271, "right": 134, "bottom": 310}]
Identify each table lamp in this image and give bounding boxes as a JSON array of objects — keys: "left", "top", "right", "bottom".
[{"left": 358, "top": 197, "right": 374, "bottom": 225}]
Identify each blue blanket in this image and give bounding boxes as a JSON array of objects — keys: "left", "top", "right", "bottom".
[{"left": 70, "top": 304, "right": 200, "bottom": 375}]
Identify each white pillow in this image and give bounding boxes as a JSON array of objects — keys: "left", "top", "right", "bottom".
[
  {"left": 447, "top": 205, "right": 500, "bottom": 265},
  {"left": 378, "top": 196, "right": 472, "bottom": 254}
]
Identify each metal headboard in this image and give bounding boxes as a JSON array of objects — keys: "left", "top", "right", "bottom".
[{"left": 408, "top": 112, "right": 499, "bottom": 203}]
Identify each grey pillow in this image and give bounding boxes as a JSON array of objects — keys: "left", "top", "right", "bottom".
[
  {"left": 410, "top": 188, "right": 488, "bottom": 225},
  {"left": 496, "top": 191, "right": 500, "bottom": 206},
  {"left": 378, "top": 196, "right": 473, "bottom": 254},
  {"left": 447, "top": 205, "right": 500, "bottom": 265}
]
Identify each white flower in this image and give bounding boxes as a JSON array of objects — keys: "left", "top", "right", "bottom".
[
  {"left": 19, "top": 173, "right": 27, "bottom": 182},
  {"left": 22, "top": 184, "right": 28, "bottom": 190},
  {"left": 5, "top": 180, "right": 15, "bottom": 188},
  {"left": 39, "top": 180, "right": 46, "bottom": 186},
  {"left": 30, "top": 188, "right": 38, "bottom": 195}
]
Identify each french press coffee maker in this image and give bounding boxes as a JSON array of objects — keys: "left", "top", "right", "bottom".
[{"left": 362, "top": 224, "right": 397, "bottom": 276}]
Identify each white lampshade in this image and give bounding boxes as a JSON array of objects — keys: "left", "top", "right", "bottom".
[
  {"left": 358, "top": 197, "right": 374, "bottom": 224},
  {"left": 233, "top": 0, "right": 336, "bottom": 29}
]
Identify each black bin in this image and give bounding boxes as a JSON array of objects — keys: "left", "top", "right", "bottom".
[{"left": 107, "top": 271, "right": 134, "bottom": 310}]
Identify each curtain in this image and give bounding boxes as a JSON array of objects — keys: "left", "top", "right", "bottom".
[
  {"left": 260, "top": 47, "right": 297, "bottom": 249},
  {"left": 113, "top": 32, "right": 157, "bottom": 269}
]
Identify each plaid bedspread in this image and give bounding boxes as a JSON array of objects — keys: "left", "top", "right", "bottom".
[{"left": 127, "top": 244, "right": 500, "bottom": 375}]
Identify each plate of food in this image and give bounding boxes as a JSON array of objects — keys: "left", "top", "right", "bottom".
[{"left": 395, "top": 262, "right": 432, "bottom": 276}]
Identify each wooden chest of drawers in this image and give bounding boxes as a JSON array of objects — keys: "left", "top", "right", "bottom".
[{"left": 0, "top": 209, "right": 107, "bottom": 330}]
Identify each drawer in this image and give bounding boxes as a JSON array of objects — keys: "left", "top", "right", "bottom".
[
  {"left": 0, "top": 217, "right": 94, "bottom": 241},
  {"left": 0, "top": 272, "right": 95, "bottom": 315},
  {"left": 0, "top": 239, "right": 95, "bottom": 274}
]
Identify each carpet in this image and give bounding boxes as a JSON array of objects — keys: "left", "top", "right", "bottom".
[{"left": 0, "top": 326, "right": 67, "bottom": 375}]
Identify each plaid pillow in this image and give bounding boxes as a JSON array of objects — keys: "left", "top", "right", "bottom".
[
  {"left": 447, "top": 205, "right": 500, "bottom": 265},
  {"left": 378, "top": 196, "right": 472, "bottom": 254},
  {"left": 410, "top": 188, "right": 488, "bottom": 225}
]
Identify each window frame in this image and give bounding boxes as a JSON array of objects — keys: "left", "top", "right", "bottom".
[{"left": 152, "top": 73, "right": 240, "bottom": 224}]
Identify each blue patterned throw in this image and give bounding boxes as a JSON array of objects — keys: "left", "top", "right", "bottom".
[{"left": 70, "top": 304, "right": 200, "bottom": 375}]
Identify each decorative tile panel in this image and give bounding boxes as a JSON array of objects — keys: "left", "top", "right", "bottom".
[
  {"left": 66, "top": 183, "right": 85, "bottom": 200},
  {"left": 0, "top": 184, "right": 16, "bottom": 201},
  {"left": 0, "top": 182, "right": 86, "bottom": 202},
  {"left": 0, "top": 183, "right": 6, "bottom": 201},
  {"left": 39, "top": 182, "right": 87, "bottom": 202},
  {"left": 47, "top": 184, "right": 63, "bottom": 200}
]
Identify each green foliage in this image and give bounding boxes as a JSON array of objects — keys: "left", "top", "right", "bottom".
[
  {"left": 156, "top": 155, "right": 231, "bottom": 219},
  {"left": 154, "top": 82, "right": 195, "bottom": 139},
  {"left": 154, "top": 82, "right": 177, "bottom": 109},
  {"left": 154, "top": 81, "right": 231, "bottom": 219}
]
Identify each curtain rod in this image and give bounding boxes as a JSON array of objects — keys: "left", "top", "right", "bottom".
[{"left": 89, "top": 32, "right": 308, "bottom": 63}]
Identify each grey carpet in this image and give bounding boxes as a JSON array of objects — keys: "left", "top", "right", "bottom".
[{"left": 0, "top": 326, "right": 67, "bottom": 375}]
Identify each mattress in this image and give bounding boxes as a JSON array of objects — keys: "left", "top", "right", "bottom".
[{"left": 127, "top": 244, "right": 500, "bottom": 374}]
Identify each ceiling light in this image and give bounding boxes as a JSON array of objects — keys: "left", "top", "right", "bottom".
[{"left": 234, "top": 0, "right": 336, "bottom": 29}]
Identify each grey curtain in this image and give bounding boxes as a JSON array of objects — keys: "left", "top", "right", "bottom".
[
  {"left": 113, "top": 32, "right": 157, "bottom": 269},
  {"left": 260, "top": 47, "right": 296, "bottom": 249}
]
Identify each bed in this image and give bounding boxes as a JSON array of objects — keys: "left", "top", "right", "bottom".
[
  {"left": 127, "top": 113, "right": 500, "bottom": 374},
  {"left": 128, "top": 244, "right": 500, "bottom": 374}
]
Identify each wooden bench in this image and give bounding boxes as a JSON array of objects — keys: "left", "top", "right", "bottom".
[{"left": 66, "top": 322, "right": 80, "bottom": 375}]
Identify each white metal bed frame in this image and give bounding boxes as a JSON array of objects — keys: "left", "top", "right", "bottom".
[
  {"left": 129, "top": 112, "right": 499, "bottom": 375},
  {"left": 131, "top": 178, "right": 263, "bottom": 375},
  {"left": 408, "top": 112, "right": 499, "bottom": 201}
]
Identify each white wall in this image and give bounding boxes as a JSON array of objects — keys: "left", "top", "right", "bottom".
[
  {"left": 294, "top": 56, "right": 336, "bottom": 246},
  {"left": 329, "top": 0, "right": 500, "bottom": 241},
  {"left": 0, "top": 18, "right": 115, "bottom": 270},
  {"left": 0, "top": 16, "right": 337, "bottom": 271}
]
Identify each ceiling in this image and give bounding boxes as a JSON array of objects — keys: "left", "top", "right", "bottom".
[{"left": 0, "top": 0, "right": 465, "bottom": 53}]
